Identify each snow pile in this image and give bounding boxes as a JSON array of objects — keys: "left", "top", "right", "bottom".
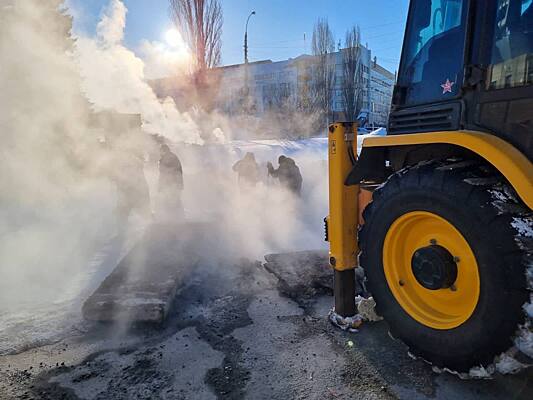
[
  {"left": 357, "top": 128, "right": 388, "bottom": 154},
  {"left": 515, "top": 327, "right": 533, "bottom": 359},
  {"left": 363, "top": 127, "right": 387, "bottom": 137},
  {"left": 525, "top": 301, "right": 533, "bottom": 319},
  {"left": 227, "top": 137, "right": 328, "bottom": 162},
  {"left": 225, "top": 126, "right": 386, "bottom": 162},
  {"left": 468, "top": 365, "right": 494, "bottom": 379},
  {"left": 495, "top": 352, "right": 529, "bottom": 374},
  {"left": 328, "top": 295, "right": 383, "bottom": 333},
  {"left": 510, "top": 210, "right": 533, "bottom": 363},
  {"left": 512, "top": 217, "right": 533, "bottom": 238},
  {"left": 328, "top": 310, "right": 363, "bottom": 333},
  {"left": 356, "top": 296, "right": 383, "bottom": 322}
]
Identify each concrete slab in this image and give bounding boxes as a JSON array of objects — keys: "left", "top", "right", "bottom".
[
  {"left": 264, "top": 251, "right": 367, "bottom": 302},
  {"left": 263, "top": 250, "right": 333, "bottom": 299},
  {"left": 82, "top": 223, "right": 203, "bottom": 323}
]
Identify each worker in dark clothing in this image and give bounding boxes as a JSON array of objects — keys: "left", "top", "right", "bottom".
[
  {"left": 232, "top": 152, "right": 259, "bottom": 189},
  {"left": 267, "top": 155, "right": 303, "bottom": 196},
  {"left": 158, "top": 144, "right": 184, "bottom": 220}
]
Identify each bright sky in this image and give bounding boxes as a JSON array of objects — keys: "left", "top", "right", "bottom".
[{"left": 68, "top": 0, "right": 409, "bottom": 73}]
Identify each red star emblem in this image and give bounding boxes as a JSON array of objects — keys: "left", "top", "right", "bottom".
[{"left": 441, "top": 79, "right": 455, "bottom": 94}]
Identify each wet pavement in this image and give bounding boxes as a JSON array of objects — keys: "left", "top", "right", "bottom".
[{"left": 0, "top": 232, "right": 532, "bottom": 399}]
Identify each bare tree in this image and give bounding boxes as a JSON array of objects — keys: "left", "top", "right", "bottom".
[
  {"left": 342, "top": 26, "right": 364, "bottom": 121},
  {"left": 169, "top": 0, "right": 223, "bottom": 71},
  {"left": 311, "top": 18, "right": 336, "bottom": 127},
  {"left": 312, "top": 18, "right": 335, "bottom": 58}
]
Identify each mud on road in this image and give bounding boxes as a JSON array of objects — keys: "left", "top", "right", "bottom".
[{"left": 0, "top": 250, "right": 532, "bottom": 400}]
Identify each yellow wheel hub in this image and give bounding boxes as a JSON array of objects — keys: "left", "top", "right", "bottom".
[{"left": 383, "top": 211, "right": 480, "bottom": 330}]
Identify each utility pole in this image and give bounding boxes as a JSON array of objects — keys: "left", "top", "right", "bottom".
[
  {"left": 244, "top": 10, "right": 256, "bottom": 111},
  {"left": 244, "top": 11, "right": 255, "bottom": 65}
]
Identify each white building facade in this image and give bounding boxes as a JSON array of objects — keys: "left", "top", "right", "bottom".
[
  {"left": 215, "top": 46, "right": 395, "bottom": 128},
  {"left": 369, "top": 62, "right": 396, "bottom": 127}
]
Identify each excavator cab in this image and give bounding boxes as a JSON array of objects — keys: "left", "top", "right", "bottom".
[
  {"left": 391, "top": 0, "right": 533, "bottom": 157},
  {"left": 327, "top": 0, "right": 533, "bottom": 373}
]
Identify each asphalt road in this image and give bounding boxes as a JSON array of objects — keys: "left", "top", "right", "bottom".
[{"left": 0, "top": 233, "right": 531, "bottom": 399}]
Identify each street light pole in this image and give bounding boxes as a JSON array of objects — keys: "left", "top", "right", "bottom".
[
  {"left": 243, "top": 10, "right": 256, "bottom": 111},
  {"left": 244, "top": 11, "right": 256, "bottom": 65}
]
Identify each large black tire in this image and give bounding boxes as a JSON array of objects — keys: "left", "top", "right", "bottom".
[{"left": 360, "top": 160, "right": 531, "bottom": 372}]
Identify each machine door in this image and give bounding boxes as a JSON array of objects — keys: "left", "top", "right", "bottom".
[
  {"left": 396, "top": 0, "right": 469, "bottom": 106},
  {"left": 475, "top": 0, "right": 533, "bottom": 159}
]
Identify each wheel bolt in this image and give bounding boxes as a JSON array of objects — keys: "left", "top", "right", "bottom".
[
  {"left": 453, "top": 256, "right": 460, "bottom": 263},
  {"left": 430, "top": 239, "right": 437, "bottom": 245},
  {"left": 399, "top": 280, "right": 405, "bottom": 286}
]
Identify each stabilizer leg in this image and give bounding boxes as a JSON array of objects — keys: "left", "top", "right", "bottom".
[
  {"left": 334, "top": 269, "right": 356, "bottom": 317},
  {"left": 327, "top": 122, "right": 359, "bottom": 318}
]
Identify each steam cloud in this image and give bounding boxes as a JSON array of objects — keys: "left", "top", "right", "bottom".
[
  {"left": 0, "top": 0, "right": 327, "bottom": 353},
  {"left": 75, "top": 0, "right": 203, "bottom": 144}
]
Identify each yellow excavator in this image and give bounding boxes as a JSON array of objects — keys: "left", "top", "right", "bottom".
[{"left": 327, "top": 0, "right": 533, "bottom": 371}]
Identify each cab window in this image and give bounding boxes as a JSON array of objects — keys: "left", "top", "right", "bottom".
[
  {"left": 398, "top": 0, "right": 467, "bottom": 105},
  {"left": 488, "top": 0, "right": 533, "bottom": 89}
]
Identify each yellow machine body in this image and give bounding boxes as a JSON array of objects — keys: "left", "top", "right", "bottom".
[
  {"left": 362, "top": 130, "right": 533, "bottom": 210},
  {"left": 327, "top": 126, "right": 532, "bottom": 320},
  {"left": 327, "top": 123, "right": 359, "bottom": 271},
  {"left": 325, "top": 0, "right": 533, "bottom": 370}
]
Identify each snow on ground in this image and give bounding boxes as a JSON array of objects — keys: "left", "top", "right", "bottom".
[{"left": 226, "top": 127, "right": 386, "bottom": 161}]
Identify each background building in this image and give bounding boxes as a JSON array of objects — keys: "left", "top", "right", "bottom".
[
  {"left": 369, "top": 61, "right": 396, "bottom": 127},
  {"left": 213, "top": 45, "right": 395, "bottom": 128},
  {"left": 150, "top": 45, "right": 396, "bottom": 135}
]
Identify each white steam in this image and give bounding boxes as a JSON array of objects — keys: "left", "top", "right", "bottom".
[
  {"left": 96, "top": 0, "right": 126, "bottom": 45},
  {"left": 0, "top": 0, "right": 328, "bottom": 355},
  {"left": 139, "top": 38, "right": 193, "bottom": 80},
  {"left": 75, "top": 0, "right": 202, "bottom": 144},
  {"left": 0, "top": 0, "right": 120, "bottom": 353}
]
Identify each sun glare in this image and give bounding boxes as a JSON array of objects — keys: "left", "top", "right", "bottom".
[{"left": 165, "top": 28, "right": 184, "bottom": 48}]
